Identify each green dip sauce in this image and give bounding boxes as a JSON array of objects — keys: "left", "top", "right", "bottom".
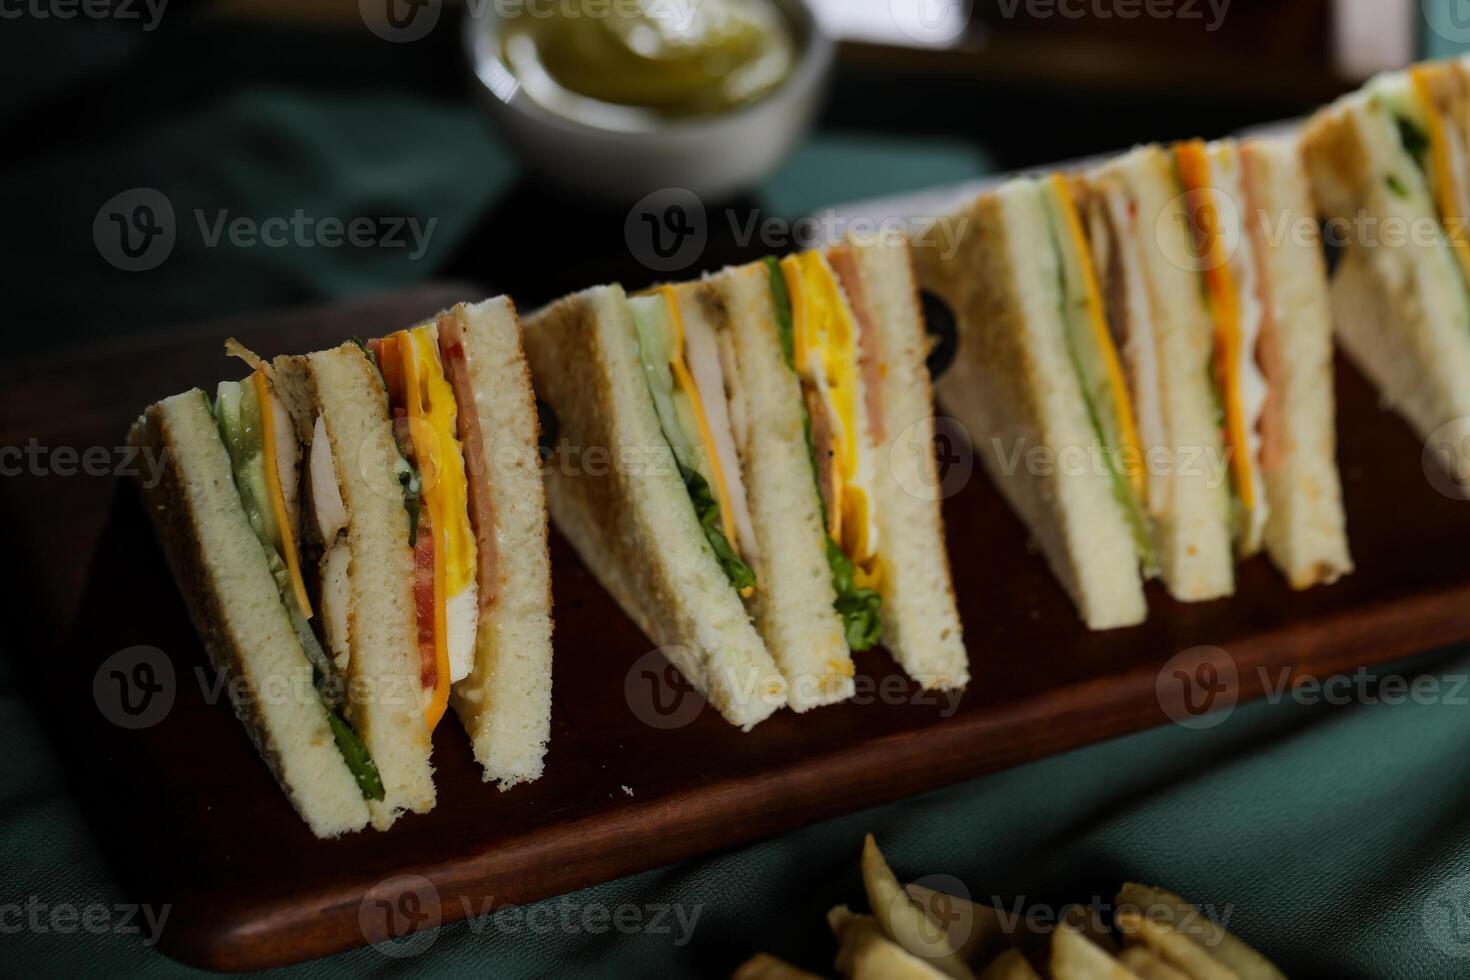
[{"left": 500, "top": 0, "right": 796, "bottom": 124}]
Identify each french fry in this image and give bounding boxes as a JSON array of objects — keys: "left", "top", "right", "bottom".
[
  {"left": 860, "top": 836, "right": 976, "bottom": 979},
  {"left": 1116, "top": 912, "right": 1241, "bottom": 980},
  {"left": 1119, "top": 946, "right": 1191, "bottom": 980},
  {"left": 740, "top": 837, "right": 1288, "bottom": 980},
  {"left": 1052, "top": 925, "right": 1144, "bottom": 980},
  {"left": 1063, "top": 903, "right": 1118, "bottom": 954},
  {"left": 905, "top": 883, "right": 1012, "bottom": 965},
  {"left": 732, "top": 952, "right": 824, "bottom": 980},
  {"left": 830, "top": 905, "right": 952, "bottom": 980},
  {"left": 976, "top": 948, "right": 1042, "bottom": 980},
  {"left": 1115, "top": 885, "right": 1285, "bottom": 980}
]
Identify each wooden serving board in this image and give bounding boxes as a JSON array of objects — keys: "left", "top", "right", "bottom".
[{"left": 6, "top": 282, "right": 1469, "bottom": 971}]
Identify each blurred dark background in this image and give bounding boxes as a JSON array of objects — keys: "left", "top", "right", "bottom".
[{"left": 0, "top": 0, "right": 1443, "bottom": 357}]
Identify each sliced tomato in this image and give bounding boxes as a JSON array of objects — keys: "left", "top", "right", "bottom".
[{"left": 401, "top": 414, "right": 439, "bottom": 695}]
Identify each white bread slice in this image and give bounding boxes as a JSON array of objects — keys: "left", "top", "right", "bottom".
[
  {"left": 1088, "top": 146, "right": 1235, "bottom": 602},
  {"left": 1304, "top": 72, "right": 1470, "bottom": 470},
  {"left": 914, "top": 179, "right": 1147, "bottom": 631},
  {"left": 273, "top": 344, "right": 436, "bottom": 830},
  {"left": 838, "top": 236, "right": 968, "bottom": 688},
  {"left": 1240, "top": 136, "right": 1354, "bottom": 588},
  {"left": 523, "top": 285, "right": 787, "bottom": 729},
  {"left": 439, "top": 298, "right": 556, "bottom": 787},
  {"left": 129, "top": 390, "right": 370, "bottom": 838},
  {"left": 676, "top": 268, "right": 854, "bottom": 711}
]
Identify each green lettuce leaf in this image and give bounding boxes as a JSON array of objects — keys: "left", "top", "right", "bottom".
[
  {"left": 326, "top": 711, "right": 385, "bottom": 801},
  {"left": 214, "top": 378, "right": 381, "bottom": 800},
  {"left": 764, "top": 255, "right": 795, "bottom": 370},
  {"left": 681, "top": 464, "right": 756, "bottom": 593},
  {"left": 766, "top": 258, "right": 885, "bottom": 650},
  {"left": 826, "top": 538, "right": 882, "bottom": 651}
]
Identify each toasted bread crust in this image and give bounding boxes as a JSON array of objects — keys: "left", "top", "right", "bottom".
[
  {"left": 846, "top": 235, "right": 969, "bottom": 687},
  {"left": 524, "top": 286, "right": 785, "bottom": 729},
  {"left": 1086, "top": 145, "right": 1235, "bottom": 601},
  {"left": 916, "top": 187, "right": 1147, "bottom": 630},
  {"left": 130, "top": 397, "right": 289, "bottom": 784},
  {"left": 1241, "top": 137, "right": 1354, "bottom": 589},
  {"left": 1301, "top": 99, "right": 1375, "bottom": 223},
  {"left": 129, "top": 391, "right": 369, "bottom": 837},
  {"left": 917, "top": 194, "right": 1069, "bottom": 590},
  {"left": 1305, "top": 74, "right": 1470, "bottom": 471},
  {"left": 273, "top": 344, "right": 436, "bottom": 830},
  {"left": 440, "top": 297, "right": 557, "bottom": 786},
  {"left": 525, "top": 289, "right": 653, "bottom": 630},
  {"left": 685, "top": 265, "right": 853, "bottom": 710}
]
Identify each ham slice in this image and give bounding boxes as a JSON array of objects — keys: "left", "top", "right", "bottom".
[
  {"left": 409, "top": 477, "right": 438, "bottom": 694},
  {"left": 1242, "top": 153, "right": 1285, "bottom": 473},
  {"left": 437, "top": 315, "right": 499, "bottom": 614},
  {"left": 805, "top": 383, "right": 838, "bottom": 529},
  {"left": 826, "top": 245, "right": 887, "bottom": 443}
]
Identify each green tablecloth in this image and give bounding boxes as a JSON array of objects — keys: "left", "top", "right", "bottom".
[{"left": 5, "top": 15, "right": 1470, "bottom": 980}]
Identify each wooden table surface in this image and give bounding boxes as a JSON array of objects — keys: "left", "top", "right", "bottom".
[{"left": 2, "top": 282, "right": 1466, "bottom": 970}]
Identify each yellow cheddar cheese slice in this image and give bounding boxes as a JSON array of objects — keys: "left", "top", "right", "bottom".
[
  {"left": 392, "top": 330, "right": 453, "bottom": 732},
  {"left": 1048, "top": 173, "right": 1148, "bottom": 506},
  {"left": 657, "top": 285, "right": 743, "bottom": 558},
  {"left": 1411, "top": 66, "right": 1470, "bottom": 285},
  {"left": 1174, "top": 142, "right": 1256, "bottom": 511},
  {"left": 252, "top": 369, "right": 313, "bottom": 618},
  {"left": 407, "top": 329, "right": 476, "bottom": 597},
  {"left": 779, "top": 252, "right": 881, "bottom": 582}
]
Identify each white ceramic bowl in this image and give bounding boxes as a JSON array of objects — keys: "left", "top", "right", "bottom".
[{"left": 463, "top": 0, "right": 834, "bottom": 204}]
